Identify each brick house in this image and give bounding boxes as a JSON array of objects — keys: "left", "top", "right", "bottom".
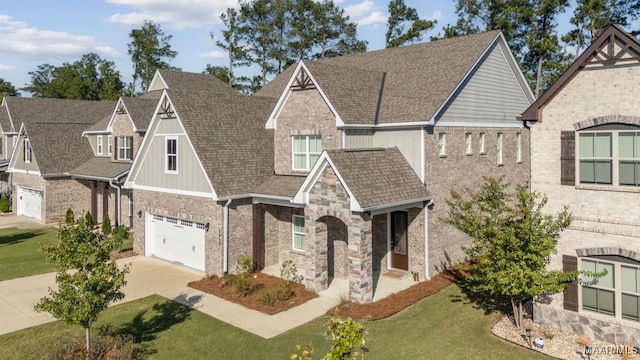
[
  {"left": 126, "top": 30, "right": 533, "bottom": 303},
  {"left": 522, "top": 25, "right": 640, "bottom": 344}
]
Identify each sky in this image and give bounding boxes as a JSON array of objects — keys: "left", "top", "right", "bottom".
[{"left": 0, "top": 0, "right": 456, "bottom": 96}]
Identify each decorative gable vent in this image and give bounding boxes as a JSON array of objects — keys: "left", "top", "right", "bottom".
[
  {"left": 158, "top": 97, "right": 175, "bottom": 118},
  {"left": 116, "top": 102, "right": 127, "bottom": 114},
  {"left": 291, "top": 68, "right": 315, "bottom": 91},
  {"left": 585, "top": 33, "right": 640, "bottom": 69}
]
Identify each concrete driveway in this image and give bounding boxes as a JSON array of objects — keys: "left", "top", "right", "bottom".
[{"left": 0, "top": 214, "right": 47, "bottom": 229}]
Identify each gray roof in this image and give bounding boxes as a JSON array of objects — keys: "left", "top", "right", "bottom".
[
  {"left": 85, "top": 115, "right": 111, "bottom": 132},
  {"left": 122, "top": 94, "right": 161, "bottom": 131},
  {"left": 5, "top": 97, "right": 115, "bottom": 175},
  {"left": 166, "top": 89, "right": 276, "bottom": 197},
  {"left": 158, "top": 69, "right": 241, "bottom": 96},
  {"left": 325, "top": 147, "right": 430, "bottom": 209},
  {"left": 0, "top": 104, "right": 13, "bottom": 133},
  {"left": 254, "top": 175, "right": 306, "bottom": 197},
  {"left": 69, "top": 157, "right": 130, "bottom": 180},
  {"left": 258, "top": 31, "right": 500, "bottom": 124}
]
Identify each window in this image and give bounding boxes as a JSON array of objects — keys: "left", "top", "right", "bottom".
[
  {"left": 97, "top": 135, "right": 103, "bottom": 155},
  {"left": 516, "top": 132, "right": 522, "bottom": 163},
  {"left": 117, "top": 136, "right": 132, "bottom": 160},
  {"left": 465, "top": 133, "right": 472, "bottom": 155},
  {"left": 292, "top": 215, "right": 305, "bottom": 251},
  {"left": 479, "top": 132, "right": 486, "bottom": 154},
  {"left": 292, "top": 135, "right": 322, "bottom": 171},
  {"left": 576, "top": 130, "right": 640, "bottom": 186},
  {"left": 107, "top": 135, "right": 112, "bottom": 156},
  {"left": 24, "top": 138, "right": 31, "bottom": 163},
  {"left": 438, "top": 133, "right": 446, "bottom": 156},
  {"left": 581, "top": 258, "right": 640, "bottom": 321},
  {"left": 497, "top": 133, "right": 503, "bottom": 164},
  {"left": 579, "top": 132, "right": 612, "bottom": 184},
  {"left": 618, "top": 132, "right": 640, "bottom": 186},
  {"left": 165, "top": 136, "right": 178, "bottom": 173}
]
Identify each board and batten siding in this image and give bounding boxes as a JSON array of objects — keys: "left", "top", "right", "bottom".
[
  {"left": 13, "top": 136, "right": 39, "bottom": 172},
  {"left": 438, "top": 41, "right": 531, "bottom": 126},
  {"left": 372, "top": 129, "right": 422, "bottom": 179},
  {"left": 134, "top": 118, "right": 211, "bottom": 193},
  {"left": 344, "top": 129, "right": 374, "bottom": 149}
]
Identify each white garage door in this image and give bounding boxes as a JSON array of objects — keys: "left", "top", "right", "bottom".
[
  {"left": 145, "top": 213, "right": 206, "bottom": 271},
  {"left": 17, "top": 187, "right": 42, "bottom": 220}
]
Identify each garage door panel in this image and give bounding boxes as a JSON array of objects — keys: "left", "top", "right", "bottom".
[
  {"left": 17, "top": 187, "right": 42, "bottom": 220},
  {"left": 145, "top": 213, "right": 205, "bottom": 271}
]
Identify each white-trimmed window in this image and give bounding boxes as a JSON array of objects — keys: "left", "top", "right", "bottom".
[
  {"left": 117, "top": 136, "right": 133, "bottom": 160},
  {"left": 438, "top": 133, "right": 446, "bottom": 156},
  {"left": 97, "top": 135, "right": 103, "bottom": 155},
  {"left": 24, "top": 138, "right": 31, "bottom": 163},
  {"left": 497, "top": 133, "right": 503, "bottom": 164},
  {"left": 292, "top": 135, "right": 322, "bottom": 171},
  {"left": 516, "top": 132, "right": 522, "bottom": 163},
  {"left": 465, "top": 133, "right": 472, "bottom": 155},
  {"left": 165, "top": 136, "right": 178, "bottom": 174},
  {"left": 578, "top": 130, "right": 640, "bottom": 187},
  {"left": 107, "top": 135, "right": 113, "bottom": 156},
  {"left": 479, "top": 132, "right": 486, "bottom": 154},
  {"left": 292, "top": 215, "right": 305, "bottom": 251},
  {"left": 581, "top": 257, "right": 640, "bottom": 321}
]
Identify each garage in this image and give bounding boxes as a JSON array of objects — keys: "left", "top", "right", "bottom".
[
  {"left": 145, "top": 213, "right": 206, "bottom": 271},
  {"left": 17, "top": 187, "right": 42, "bottom": 220}
]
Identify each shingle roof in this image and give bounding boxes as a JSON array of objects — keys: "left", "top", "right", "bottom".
[
  {"left": 253, "top": 65, "right": 297, "bottom": 99},
  {"left": 166, "top": 89, "right": 276, "bottom": 197},
  {"left": 5, "top": 97, "right": 116, "bottom": 175},
  {"left": 69, "top": 157, "right": 130, "bottom": 180},
  {"left": 85, "top": 116, "right": 111, "bottom": 132},
  {"left": 121, "top": 94, "right": 161, "bottom": 131},
  {"left": 158, "top": 69, "right": 241, "bottom": 96},
  {"left": 325, "top": 147, "right": 430, "bottom": 209},
  {"left": 254, "top": 175, "right": 306, "bottom": 197},
  {"left": 0, "top": 105, "right": 13, "bottom": 133}
]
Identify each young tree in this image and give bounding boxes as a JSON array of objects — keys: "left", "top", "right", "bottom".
[
  {"left": 215, "top": 8, "right": 249, "bottom": 87},
  {"left": 34, "top": 215, "right": 130, "bottom": 351},
  {"left": 127, "top": 20, "right": 179, "bottom": 95},
  {"left": 0, "top": 78, "right": 19, "bottom": 98},
  {"left": 385, "top": 0, "right": 436, "bottom": 48},
  {"left": 445, "top": 177, "right": 577, "bottom": 328},
  {"left": 239, "top": 0, "right": 278, "bottom": 88}
]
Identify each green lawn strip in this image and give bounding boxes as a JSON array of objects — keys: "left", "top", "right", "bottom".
[
  {"left": 0, "top": 227, "right": 58, "bottom": 280},
  {"left": 0, "top": 286, "right": 551, "bottom": 359}
]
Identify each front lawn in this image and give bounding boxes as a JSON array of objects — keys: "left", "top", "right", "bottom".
[
  {"left": 0, "top": 227, "right": 58, "bottom": 280},
  {"left": 0, "top": 285, "right": 551, "bottom": 359}
]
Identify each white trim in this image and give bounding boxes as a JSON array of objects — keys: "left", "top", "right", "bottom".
[
  {"left": 82, "top": 130, "right": 110, "bottom": 136},
  {"left": 386, "top": 212, "right": 392, "bottom": 270},
  {"left": 164, "top": 135, "right": 178, "bottom": 175},
  {"left": 516, "top": 132, "right": 522, "bottom": 163},
  {"left": 367, "top": 200, "right": 426, "bottom": 216},
  {"left": 479, "top": 132, "right": 486, "bottom": 154},
  {"left": 116, "top": 136, "right": 133, "bottom": 160},
  {"left": 434, "top": 121, "right": 524, "bottom": 128},
  {"left": 24, "top": 138, "right": 31, "bottom": 163},
  {"left": 130, "top": 184, "right": 216, "bottom": 198},
  {"left": 292, "top": 134, "right": 322, "bottom": 171},
  {"left": 496, "top": 33, "right": 536, "bottom": 103},
  {"left": 420, "top": 127, "right": 425, "bottom": 184},
  {"left": 292, "top": 215, "right": 305, "bottom": 252},
  {"left": 341, "top": 122, "right": 431, "bottom": 129},
  {"left": 465, "top": 133, "right": 472, "bottom": 155},
  {"left": 106, "top": 98, "right": 138, "bottom": 133},
  {"left": 107, "top": 135, "right": 113, "bottom": 156},
  {"left": 438, "top": 132, "right": 446, "bottom": 156},
  {"left": 497, "top": 132, "right": 503, "bottom": 164},
  {"left": 9, "top": 168, "right": 41, "bottom": 175},
  {"left": 97, "top": 135, "right": 103, "bottom": 155},
  {"left": 252, "top": 196, "right": 305, "bottom": 208}
]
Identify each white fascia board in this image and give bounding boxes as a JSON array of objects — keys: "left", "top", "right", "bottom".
[
  {"left": 340, "top": 122, "right": 431, "bottom": 129},
  {"left": 8, "top": 169, "right": 41, "bottom": 176},
  {"left": 131, "top": 184, "right": 216, "bottom": 199},
  {"left": 7, "top": 123, "right": 25, "bottom": 172},
  {"left": 82, "top": 130, "right": 110, "bottom": 136},
  {"left": 106, "top": 98, "right": 137, "bottom": 132},
  {"left": 252, "top": 195, "right": 305, "bottom": 208},
  {"left": 433, "top": 121, "right": 524, "bottom": 128},
  {"left": 366, "top": 199, "right": 429, "bottom": 216}
]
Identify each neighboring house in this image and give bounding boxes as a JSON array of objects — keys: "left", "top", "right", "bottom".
[
  {"left": 0, "top": 99, "right": 18, "bottom": 194},
  {"left": 126, "top": 30, "right": 533, "bottom": 303},
  {"left": 522, "top": 25, "right": 640, "bottom": 344},
  {"left": 5, "top": 97, "right": 115, "bottom": 223}
]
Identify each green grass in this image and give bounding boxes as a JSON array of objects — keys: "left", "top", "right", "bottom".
[
  {"left": 0, "top": 227, "right": 59, "bottom": 280},
  {"left": 0, "top": 285, "right": 551, "bottom": 359}
]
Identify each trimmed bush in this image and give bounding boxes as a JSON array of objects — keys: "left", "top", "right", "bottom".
[
  {"left": 0, "top": 194, "right": 9, "bottom": 213},
  {"left": 65, "top": 209, "right": 75, "bottom": 224},
  {"left": 84, "top": 211, "right": 94, "bottom": 228},
  {"left": 101, "top": 214, "right": 112, "bottom": 235}
]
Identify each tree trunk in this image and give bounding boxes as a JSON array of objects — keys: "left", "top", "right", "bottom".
[
  {"left": 511, "top": 298, "right": 523, "bottom": 328},
  {"left": 85, "top": 325, "right": 91, "bottom": 351}
]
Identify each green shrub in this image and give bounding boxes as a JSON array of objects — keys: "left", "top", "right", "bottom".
[
  {"left": 281, "top": 260, "right": 304, "bottom": 283},
  {"left": 223, "top": 273, "right": 261, "bottom": 297},
  {"left": 325, "top": 310, "right": 368, "bottom": 360},
  {"left": 84, "top": 211, "right": 94, "bottom": 228},
  {"left": 236, "top": 254, "right": 255, "bottom": 275},
  {"left": 65, "top": 209, "right": 75, "bottom": 224},
  {"left": 101, "top": 214, "right": 112, "bottom": 235},
  {"left": 0, "top": 194, "right": 9, "bottom": 213},
  {"left": 258, "top": 281, "right": 293, "bottom": 306}
]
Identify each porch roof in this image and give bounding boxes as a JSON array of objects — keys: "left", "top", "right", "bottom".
[
  {"left": 253, "top": 175, "right": 306, "bottom": 198},
  {"left": 69, "top": 157, "right": 130, "bottom": 181}
]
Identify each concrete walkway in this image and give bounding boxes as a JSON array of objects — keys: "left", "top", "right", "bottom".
[{"left": 0, "top": 214, "right": 47, "bottom": 230}]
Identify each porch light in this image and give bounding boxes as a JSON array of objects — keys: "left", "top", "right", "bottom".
[
  {"left": 205, "top": 222, "right": 210, "bottom": 232},
  {"left": 137, "top": 210, "right": 142, "bottom": 218},
  {"left": 525, "top": 328, "right": 532, "bottom": 347}
]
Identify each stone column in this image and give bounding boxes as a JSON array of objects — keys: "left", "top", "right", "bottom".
[
  {"left": 304, "top": 213, "right": 329, "bottom": 292},
  {"left": 348, "top": 213, "right": 373, "bottom": 303}
]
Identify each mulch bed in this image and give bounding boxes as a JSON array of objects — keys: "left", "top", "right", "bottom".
[
  {"left": 189, "top": 269, "right": 464, "bottom": 319},
  {"left": 188, "top": 272, "right": 318, "bottom": 315},
  {"left": 110, "top": 248, "right": 136, "bottom": 260}
]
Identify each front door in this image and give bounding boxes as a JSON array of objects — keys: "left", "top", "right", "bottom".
[{"left": 391, "top": 211, "right": 408, "bottom": 270}]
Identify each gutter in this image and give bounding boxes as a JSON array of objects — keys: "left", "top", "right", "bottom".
[
  {"left": 223, "top": 199, "right": 232, "bottom": 274},
  {"left": 362, "top": 196, "right": 433, "bottom": 213},
  {"left": 424, "top": 199, "right": 434, "bottom": 281}
]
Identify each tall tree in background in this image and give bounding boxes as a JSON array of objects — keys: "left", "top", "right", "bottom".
[
  {"left": 24, "top": 53, "right": 124, "bottom": 100},
  {"left": 0, "top": 79, "right": 19, "bottom": 98},
  {"left": 385, "top": 0, "right": 436, "bottom": 48},
  {"left": 127, "top": 20, "right": 179, "bottom": 95},
  {"left": 313, "top": 0, "right": 367, "bottom": 58},
  {"left": 239, "top": 0, "right": 278, "bottom": 88},
  {"left": 563, "top": 0, "right": 640, "bottom": 57},
  {"left": 215, "top": 8, "right": 248, "bottom": 87}
]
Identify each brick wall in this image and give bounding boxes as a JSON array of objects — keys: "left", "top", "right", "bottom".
[
  {"left": 46, "top": 178, "right": 92, "bottom": 224},
  {"left": 424, "top": 126, "right": 530, "bottom": 277},
  {"left": 111, "top": 113, "right": 143, "bottom": 162},
  {"left": 132, "top": 188, "right": 224, "bottom": 276},
  {"left": 273, "top": 89, "right": 342, "bottom": 175},
  {"left": 227, "top": 198, "right": 254, "bottom": 272}
]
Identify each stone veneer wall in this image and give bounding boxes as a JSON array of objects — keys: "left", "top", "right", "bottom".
[
  {"left": 132, "top": 188, "right": 224, "bottom": 276},
  {"left": 273, "top": 88, "right": 342, "bottom": 176},
  {"left": 424, "top": 126, "right": 530, "bottom": 277},
  {"left": 372, "top": 215, "right": 388, "bottom": 272}
]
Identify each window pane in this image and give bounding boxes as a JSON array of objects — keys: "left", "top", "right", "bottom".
[
  {"left": 599, "top": 289, "right": 615, "bottom": 315},
  {"left": 620, "top": 133, "right": 635, "bottom": 158},
  {"left": 595, "top": 160, "right": 612, "bottom": 184},
  {"left": 595, "top": 133, "right": 612, "bottom": 157},
  {"left": 293, "top": 216, "right": 304, "bottom": 232},
  {"left": 580, "top": 161, "right": 595, "bottom": 183},
  {"left": 309, "top": 136, "right": 322, "bottom": 153},
  {"left": 582, "top": 259, "right": 597, "bottom": 284},
  {"left": 309, "top": 154, "right": 319, "bottom": 168},
  {"left": 597, "top": 262, "right": 614, "bottom": 288},
  {"left": 293, "top": 154, "right": 306, "bottom": 170},
  {"left": 293, "top": 137, "right": 305, "bottom": 152},
  {"left": 622, "top": 293, "right": 640, "bottom": 320},
  {"left": 620, "top": 161, "right": 636, "bottom": 185},
  {"left": 294, "top": 233, "right": 305, "bottom": 250},
  {"left": 582, "top": 286, "right": 598, "bottom": 311},
  {"left": 579, "top": 133, "right": 594, "bottom": 157},
  {"left": 622, "top": 266, "right": 640, "bottom": 293}
]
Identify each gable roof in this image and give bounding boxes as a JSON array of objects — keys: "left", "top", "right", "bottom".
[
  {"left": 0, "top": 104, "right": 13, "bottom": 133},
  {"left": 5, "top": 97, "right": 115, "bottom": 175},
  {"left": 294, "top": 147, "right": 431, "bottom": 211},
  {"left": 522, "top": 24, "right": 640, "bottom": 122},
  {"left": 165, "top": 89, "right": 276, "bottom": 197},
  {"left": 253, "top": 175, "right": 307, "bottom": 198},
  {"left": 152, "top": 69, "right": 242, "bottom": 96},
  {"left": 262, "top": 31, "right": 503, "bottom": 125}
]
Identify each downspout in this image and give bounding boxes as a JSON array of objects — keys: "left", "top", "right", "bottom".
[
  {"left": 424, "top": 199, "right": 434, "bottom": 280},
  {"left": 223, "top": 199, "right": 232, "bottom": 274},
  {"left": 108, "top": 179, "right": 121, "bottom": 226}
]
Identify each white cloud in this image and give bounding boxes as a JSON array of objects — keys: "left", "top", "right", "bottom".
[
  {"left": 345, "top": 1, "right": 387, "bottom": 27},
  {"left": 0, "top": 14, "right": 120, "bottom": 60},
  {"left": 198, "top": 50, "right": 226, "bottom": 59},
  {"left": 430, "top": 10, "right": 442, "bottom": 22},
  {"left": 106, "top": 0, "right": 237, "bottom": 29},
  {"left": 357, "top": 11, "right": 387, "bottom": 26},
  {"left": 0, "top": 64, "right": 15, "bottom": 71},
  {"left": 345, "top": 1, "right": 376, "bottom": 19}
]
